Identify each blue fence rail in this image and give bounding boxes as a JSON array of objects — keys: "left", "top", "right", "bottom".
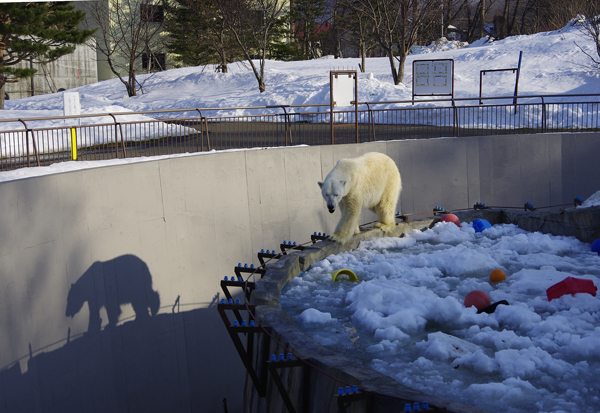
[{"left": 0, "top": 94, "right": 598, "bottom": 171}]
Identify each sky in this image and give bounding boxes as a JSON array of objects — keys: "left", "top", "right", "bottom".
[{"left": 1, "top": 16, "right": 599, "bottom": 413}]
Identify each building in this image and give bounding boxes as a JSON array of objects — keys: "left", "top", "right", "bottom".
[{"left": 4, "top": 39, "right": 98, "bottom": 101}]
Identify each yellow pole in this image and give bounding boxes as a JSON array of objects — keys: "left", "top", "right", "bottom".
[{"left": 70, "top": 128, "right": 77, "bottom": 160}]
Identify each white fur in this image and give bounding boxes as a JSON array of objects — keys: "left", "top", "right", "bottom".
[{"left": 318, "top": 152, "right": 402, "bottom": 244}]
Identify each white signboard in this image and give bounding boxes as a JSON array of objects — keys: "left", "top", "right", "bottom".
[
  {"left": 413, "top": 59, "right": 454, "bottom": 97},
  {"left": 63, "top": 92, "right": 81, "bottom": 117},
  {"left": 331, "top": 72, "right": 355, "bottom": 107}
]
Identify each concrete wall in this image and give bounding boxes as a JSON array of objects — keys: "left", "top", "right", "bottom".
[{"left": 0, "top": 132, "right": 598, "bottom": 412}]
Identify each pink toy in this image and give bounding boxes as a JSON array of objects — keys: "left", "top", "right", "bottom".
[
  {"left": 546, "top": 277, "right": 597, "bottom": 301},
  {"left": 440, "top": 213, "right": 461, "bottom": 227},
  {"left": 464, "top": 290, "right": 491, "bottom": 311}
]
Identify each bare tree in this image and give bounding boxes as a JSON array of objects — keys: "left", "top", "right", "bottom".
[
  {"left": 346, "top": 0, "right": 402, "bottom": 83},
  {"left": 396, "top": 0, "right": 444, "bottom": 82},
  {"left": 348, "top": 0, "right": 442, "bottom": 85},
  {"left": 446, "top": 0, "right": 498, "bottom": 42},
  {"left": 520, "top": 0, "right": 599, "bottom": 69},
  {"left": 491, "top": 0, "right": 540, "bottom": 39},
  {"left": 525, "top": 0, "right": 585, "bottom": 32},
  {"left": 337, "top": 0, "right": 377, "bottom": 71},
  {"left": 576, "top": 2, "right": 600, "bottom": 71},
  {"left": 84, "top": 0, "right": 166, "bottom": 97},
  {"left": 220, "top": 0, "right": 289, "bottom": 92}
]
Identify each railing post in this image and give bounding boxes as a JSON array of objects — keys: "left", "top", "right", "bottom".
[
  {"left": 541, "top": 97, "right": 546, "bottom": 133},
  {"left": 107, "top": 113, "right": 127, "bottom": 158},
  {"left": 513, "top": 51, "right": 522, "bottom": 115},
  {"left": 366, "top": 103, "right": 373, "bottom": 142},
  {"left": 108, "top": 114, "right": 120, "bottom": 158},
  {"left": 196, "top": 109, "right": 204, "bottom": 152},
  {"left": 196, "top": 109, "right": 211, "bottom": 151},
  {"left": 18, "top": 119, "right": 40, "bottom": 167},
  {"left": 280, "top": 106, "right": 290, "bottom": 146},
  {"left": 18, "top": 120, "right": 30, "bottom": 167},
  {"left": 452, "top": 100, "right": 459, "bottom": 137},
  {"left": 479, "top": 72, "right": 483, "bottom": 105}
]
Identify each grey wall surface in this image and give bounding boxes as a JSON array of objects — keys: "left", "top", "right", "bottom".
[{"left": 0, "top": 132, "right": 598, "bottom": 412}]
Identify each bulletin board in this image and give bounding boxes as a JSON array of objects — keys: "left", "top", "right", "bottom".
[
  {"left": 63, "top": 91, "right": 81, "bottom": 117},
  {"left": 412, "top": 59, "right": 454, "bottom": 103},
  {"left": 330, "top": 70, "right": 357, "bottom": 108},
  {"left": 329, "top": 70, "right": 358, "bottom": 144}
]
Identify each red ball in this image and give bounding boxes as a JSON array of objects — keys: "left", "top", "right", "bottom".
[
  {"left": 464, "top": 290, "right": 491, "bottom": 311},
  {"left": 440, "top": 213, "right": 461, "bottom": 227}
]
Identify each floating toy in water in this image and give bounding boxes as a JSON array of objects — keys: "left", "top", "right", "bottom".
[
  {"left": 464, "top": 290, "right": 491, "bottom": 311},
  {"left": 546, "top": 277, "right": 597, "bottom": 301},
  {"left": 331, "top": 269, "right": 358, "bottom": 282},
  {"left": 478, "top": 300, "right": 509, "bottom": 314},
  {"left": 473, "top": 218, "right": 492, "bottom": 233},
  {"left": 490, "top": 269, "right": 506, "bottom": 283},
  {"left": 440, "top": 213, "right": 461, "bottom": 227},
  {"left": 592, "top": 239, "right": 600, "bottom": 255}
]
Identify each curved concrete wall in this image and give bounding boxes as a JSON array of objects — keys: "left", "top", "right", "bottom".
[{"left": 0, "top": 132, "right": 598, "bottom": 412}]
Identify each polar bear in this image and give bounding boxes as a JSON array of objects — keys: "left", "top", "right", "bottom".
[{"left": 318, "top": 152, "right": 401, "bottom": 244}]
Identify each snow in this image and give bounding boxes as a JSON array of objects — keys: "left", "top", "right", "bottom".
[
  {"left": 5, "top": 19, "right": 599, "bottom": 121},
  {"left": 298, "top": 308, "right": 333, "bottom": 324},
  {"left": 580, "top": 191, "right": 600, "bottom": 208},
  {"left": 281, "top": 221, "right": 600, "bottom": 412},
  {"left": 3, "top": 21, "right": 600, "bottom": 118},
  {"left": 1, "top": 20, "right": 599, "bottom": 181}
]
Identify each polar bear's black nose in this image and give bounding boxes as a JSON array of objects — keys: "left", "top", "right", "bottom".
[{"left": 328, "top": 208, "right": 335, "bottom": 213}]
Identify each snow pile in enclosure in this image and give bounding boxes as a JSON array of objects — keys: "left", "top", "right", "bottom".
[{"left": 281, "top": 221, "right": 600, "bottom": 413}]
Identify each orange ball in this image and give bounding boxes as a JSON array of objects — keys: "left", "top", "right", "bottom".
[
  {"left": 464, "top": 290, "right": 491, "bottom": 311},
  {"left": 490, "top": 269, "right": 506, "bottom": 283},
  {"left": 440, "top": 213, "right": 461, "bottom": 227}
]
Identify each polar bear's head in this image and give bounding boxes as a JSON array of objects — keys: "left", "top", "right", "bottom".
[{"left": 318, "top": 179, "right": 346, "bottom": 213}]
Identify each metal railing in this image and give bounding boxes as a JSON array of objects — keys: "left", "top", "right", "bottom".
[{"left": 0, "top": 93, "right": 598, "bottom": 172}]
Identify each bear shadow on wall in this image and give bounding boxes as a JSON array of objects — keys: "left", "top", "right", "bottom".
[{"left": 66, "top": 254, "right": 160, "bottom": 332}]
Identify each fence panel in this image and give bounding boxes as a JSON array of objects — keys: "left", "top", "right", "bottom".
[{"left": 0, "top": 95, "right": 598, "bottom": 171}]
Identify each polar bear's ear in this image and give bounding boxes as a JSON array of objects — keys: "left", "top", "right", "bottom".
[{"left": 317, "top": 181, "right": 324, "bottom": 188}]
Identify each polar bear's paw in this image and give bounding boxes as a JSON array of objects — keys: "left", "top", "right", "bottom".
[
  {"left": 328, "top": 233, "right": 351, "bottom": 244},
  {"left": 375, "top": 222, "right": 396, "bottom": 233}
]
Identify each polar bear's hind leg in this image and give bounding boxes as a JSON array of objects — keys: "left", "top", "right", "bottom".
[
  {"left": 374, "top": 202, "right": 396, "bottom": 233},
  {"left": 374, "top": 177, "right": 401, "bottom": 233}
]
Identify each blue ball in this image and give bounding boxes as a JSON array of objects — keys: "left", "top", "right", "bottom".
[{"left": 592, "top": 239, "right": 600, "bottom": 254}]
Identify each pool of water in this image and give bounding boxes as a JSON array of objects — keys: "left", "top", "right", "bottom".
[{"left": 281, "top": 221, "right": 600, "bottom": 413}]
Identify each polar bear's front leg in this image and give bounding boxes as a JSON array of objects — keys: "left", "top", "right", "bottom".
[{"left": 330, "top": 198, "right": 361, "bottom": 244}]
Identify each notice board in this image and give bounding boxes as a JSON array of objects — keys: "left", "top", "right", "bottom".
[
  {"left": 63, "top": 92, "right": 81, "bottom": 117},
  {"left": 330, "top": 71, "right": 357, "bottom": 107},
  {"left": 412, "top": 59, "right": 454, "bottom": 102}
]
